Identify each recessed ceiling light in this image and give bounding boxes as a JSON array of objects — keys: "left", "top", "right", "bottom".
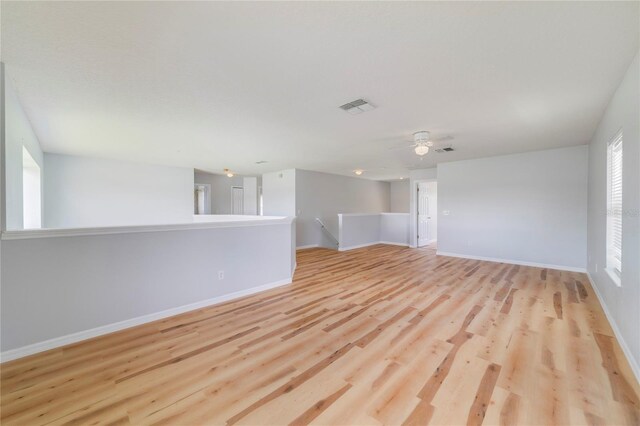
[
  {"left": 354, "top": 169, "right": 364, "bottom": 176},
  {"left": 340, "top": 99, "right": 376, "bottom": 115}
]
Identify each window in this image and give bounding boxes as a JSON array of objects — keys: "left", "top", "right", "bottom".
[
  {"left": 22, "top": 147, "right": 42, "bottom": 229},
  {"left": 606, "top": 130, "right": 623, "bottom": 285}
]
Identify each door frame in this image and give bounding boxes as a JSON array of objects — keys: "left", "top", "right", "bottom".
[
  {"left": 194, "top": 183, "right": 211, "bottom": 215},
  {"left": 231, "top": 186, "right": 244, "bottom": 215},
  {"left": 409, "top": 177, "right": 437, "bottom": 248},
  {"left": 416, "top": 182, "right": 431, "bottom": 247}
]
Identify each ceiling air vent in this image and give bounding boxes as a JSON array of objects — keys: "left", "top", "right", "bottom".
[
  {"left": 339, "top": 99, "right": 376, "bottom": 114},
  {"left": 435, "top": 147, "right": 455, "bottom": 153}
]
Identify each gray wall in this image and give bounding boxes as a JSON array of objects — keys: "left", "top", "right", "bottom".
[
  {"left": 0, "top": 220, "right": 294, "bottom": 353},
  {"left": 338, "top": 214, "right": 381, "bottom": 249},
  {"left": 390, "top": 180, "right": 410, "bottom": 213},
  {"left": 380, "top": 213, "right": 410, "bottom": 246},
  {"left": 194, "top": 172, "right": 261, "bottom": 215},
  {"left": 44, "top": 154, "right": 194, "bottom": 228},
  {"left": 437, "top": 145, "right": 588, "bottom": 270},
  {"left": 587, "top": 52, "right": 639, "bottom": 375},
  {"left": 3, "top": 69, "right": 44, "bottom": 230},
  {"left": 338, "top": 213, "right": 410, "bottom": 250},
  {"left": 194, "top": 171, "right": 242, "bottom": 215},
  {"left": 295, "top": 169, "right": 390, "bottom": 248}
]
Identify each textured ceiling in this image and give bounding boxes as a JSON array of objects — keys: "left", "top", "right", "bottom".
[{"left": 2, "top": 1, "right": 638, "bottom": 180}]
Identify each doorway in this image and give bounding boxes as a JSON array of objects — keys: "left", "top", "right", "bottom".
[
  {"left": 194, "top": 184, "right": 211, "bottom": 215},
  {"left": 231, "top": 186, "right": 244, "bottom": 215},
  {"left": 417, "top": 181, "right": 437, "bottom": 247}
]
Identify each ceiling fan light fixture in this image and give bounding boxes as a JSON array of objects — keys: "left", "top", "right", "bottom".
[
  {"left": 354, "top": 169, "right": 364, "bottom": 176},
  {"left": 413, "top": 131, "right": 430, "bottom": 144},
  {"left": 414, "top": 144, "right": 430, "bottom": 156},
  {"left": 224, "top": 168, "right": 234, "bottom": 177}
]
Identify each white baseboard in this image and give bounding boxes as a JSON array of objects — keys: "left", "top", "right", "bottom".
[
  {"left": 435, "top": 251, "right": 587, "bottom": 273},
  {"left": 0, "top": 277, "right": 292, "bottom": 363},
  {"left": 587, "top": 273, "right": 640, "bottom": 385},
  {"left": 339, "top": 241, "right": 410, "bottom": 251},
  {"left": 378, "top": 241, "right": 411, "bottom": 247},
  {"left": 296, "top": 244, "right": 320, "bottom": 250}
]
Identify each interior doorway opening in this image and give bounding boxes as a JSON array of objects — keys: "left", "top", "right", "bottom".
[
  {"left": 417, "top": 181, "right": 437, "bottom": 247},
  {"left": 194, "top": 184, "right": 211, "bottom": 215},
  {"left": 231, "top": 186, "right": 244, "bottom": 215}
]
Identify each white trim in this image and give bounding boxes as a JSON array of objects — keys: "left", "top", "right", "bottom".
[
  {"left": 339, "top": 242, "right": 376, "bottom": 251},
  {"left": 339, "top": 241, "right": 409, "bottom": 251},
  {"left": 296, "top": 244, "right": 320, "bottom": 250},
  {"left": 587, "top": 273, "right": 640, "bottom": 385},
  {"left": 417, "top": 238, "right": 437, "bottom": 248},
  {"left": 605, "top": 267, "right": 622, "bottom": 288},
  {"left": 337, "top": 213, "right": 380, "bottom": 217},
  {"left": 435, "top": 251, "right": 587, "bottom": 273},
  {"left": 378, "top": 241, "right": 410, "bottom": 247},
  {"left": 1, "top": 216, "right": 294, "bottom": 240},
  {"left": 0, "top": 278, "right": 292, "bottom": 363}
]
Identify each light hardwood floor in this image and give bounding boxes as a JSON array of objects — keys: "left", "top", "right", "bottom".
[{"left": 1, "top": 244, "right": 639, "bottom": 425}]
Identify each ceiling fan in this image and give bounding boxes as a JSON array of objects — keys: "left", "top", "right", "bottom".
[
  {"left": 389, "top": 131, "right": 453, "bottom": 156},
  {"left": 351, "top": 166, "right": 389, "bottom": 176}
]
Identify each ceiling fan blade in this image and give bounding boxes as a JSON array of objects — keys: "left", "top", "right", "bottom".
[
  {"left": 431, "top": 135, "right": 453, "bottom": 142},
  {"left": 387, "top": 144, "right": 417, "bottom": 151}
]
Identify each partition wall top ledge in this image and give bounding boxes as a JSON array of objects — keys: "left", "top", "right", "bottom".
[{"left": 0, "top": 215, "right": 294, "bottom": 240}]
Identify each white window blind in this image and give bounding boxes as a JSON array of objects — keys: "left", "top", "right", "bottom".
[{"left": 606, "top": 130, "right": 623, "bottom": 277}]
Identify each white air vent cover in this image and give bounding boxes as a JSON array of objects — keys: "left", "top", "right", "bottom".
[
  {"left": 435, "top": 147, "right": 455, "bottom": 153},
  {"left": 339, "top": 99, "right": 376, "bottom": 114}
]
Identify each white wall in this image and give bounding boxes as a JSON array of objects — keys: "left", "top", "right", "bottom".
[
  {"left": 295, "top": 169, "right": 390, "bottom": 248},
  {"left": 3, "top": 69, "right": 44, "bottom": 230},
  {"left": 243, "top": 177, "right": 258, "bottom": 215},
  {"left": 437, "top": 145, "right": 588, "bottom": 270},
  {"left": 262, "top": 169, "right": 296, "bottom": 217},
  {"left": 0, "top": 218, "right": 295, "bottom": 356},
  {"left": 587, "top": 51, "right": 639, "bottom": 379},
  {"left": 390, "top": 180, "right": 410, "bottom": 213},
  {"left": 44, "top": 154, "right": 194, "bottom": 228}
]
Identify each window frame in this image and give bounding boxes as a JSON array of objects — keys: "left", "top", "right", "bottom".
[{"left": 605, "top": 129, "right": 623, "bottom": 286}]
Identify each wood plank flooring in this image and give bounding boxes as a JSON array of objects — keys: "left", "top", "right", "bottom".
[{"left": 1, "top": 244, "right": 639, "bottom": 425}]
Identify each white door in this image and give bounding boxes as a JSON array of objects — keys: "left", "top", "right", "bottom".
[
  {"left": 231, "top": 187, "right": 244, "bottom": 215},
  {"left": 417, "top": 183, "right": 430, "bottom": 247}
]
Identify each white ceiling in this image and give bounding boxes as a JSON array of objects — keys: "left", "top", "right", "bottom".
[{"left": 2, "top": 1, "right": 638, "bottom": 180}]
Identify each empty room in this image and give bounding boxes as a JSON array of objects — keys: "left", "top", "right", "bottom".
[{"left": 1, "top": 1, "right": 639, "bottom": 425}]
